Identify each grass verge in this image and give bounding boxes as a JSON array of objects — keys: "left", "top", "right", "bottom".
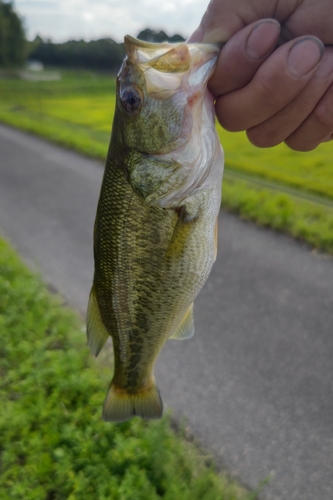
[
  {"left": 222, "top": 177, "right": 333, "bottom": 255},
  {"left": 0, "top": 237, "right": 256, "bottom": 499}
]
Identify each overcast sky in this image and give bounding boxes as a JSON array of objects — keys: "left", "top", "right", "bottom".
[{"left": 14, "top": 0, "right": 206, "bottom": 43}]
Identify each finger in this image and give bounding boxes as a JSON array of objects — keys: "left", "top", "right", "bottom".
[
  {"left": 246, "top": 47, "right": 333, "bottom": 148},
  {"left": 187, "top": 0, "right": 249, "bottom": 43},
  {"left": 286, "top": 82, "right": 333, "bottom": 151},
  {"left": 209, "top": 19, "right": 281, "bottom": 96},
  {"left": 187, "top": 0, "right": 295, "bottom": 44},
  {"left": 215, "top": 36, "right": 325, "bottom": 132}
]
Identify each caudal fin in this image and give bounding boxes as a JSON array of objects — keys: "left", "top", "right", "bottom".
[{"left": 102, "top": 380, "right": 163, "bottom": 423}]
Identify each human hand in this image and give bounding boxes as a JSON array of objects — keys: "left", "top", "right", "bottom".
[{"left": 188, "top": 0, "right": 333, "bottom": 151}]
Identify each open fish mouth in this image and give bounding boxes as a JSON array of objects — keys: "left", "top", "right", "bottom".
[
  {"left": 120, "top": 36, "right": 220, "bottom": 157},
  {"left": 123, "top": 35, "right": 220, "bottom": 100}
]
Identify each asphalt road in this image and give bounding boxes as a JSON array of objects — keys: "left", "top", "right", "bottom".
[{"left": 1, "top": 124, "right": 333, "bottom": 500}]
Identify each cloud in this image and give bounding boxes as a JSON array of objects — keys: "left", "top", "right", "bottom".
[{"left": 15, "top": 0, "right": 205, "bottom": 42}]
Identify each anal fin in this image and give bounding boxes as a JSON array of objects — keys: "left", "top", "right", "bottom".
[
  {"left": 86, "top": 286, "right": 109, "bottom": 357},
  {"left": 170, "top": 303, "right": 194, "bottom": 340}
]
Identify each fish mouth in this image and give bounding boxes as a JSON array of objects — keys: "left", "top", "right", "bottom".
[
  {"left": 123, "top": 36, "right": 220, "bottom": 157},
  {"left": 124, "top": 35, "right": 220, "bottom": 83},
  {"left": 122, "top": 35, "right": 219, "bottom": 105}
]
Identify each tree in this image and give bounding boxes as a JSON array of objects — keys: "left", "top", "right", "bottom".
[
  {"left": 137, "top": 28, "right": 185, "bottom": 43},
  {"left": 27, "top": 29, "right": 186, "bottom": 72},
  {"left": 0, "top": 0, "right": 26, "bottom": 67},
  {"left": 28, "top": 37, "right": 125, "bottom": 72}
]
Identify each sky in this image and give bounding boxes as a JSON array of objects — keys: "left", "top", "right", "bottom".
[{"left": 14, "top": 0, "right": 206, "bottom": 43}]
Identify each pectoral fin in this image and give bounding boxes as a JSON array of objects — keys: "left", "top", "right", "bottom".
[
  {"left": 86, "top": 286, "right": 109, "bottom": 357},
  {"left": 128, "top": 152, "right": 181, "bottom": 202},
  {"left": 170, "top": 303, "right": 194, "bottom": 340}
]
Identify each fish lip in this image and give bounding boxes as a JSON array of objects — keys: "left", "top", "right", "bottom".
[
  {"left": 187, "top": 45, "right": 220, "bottom": 90},
  {"left": 125, "top": 35, "right": 172, "bottom": 50},
  {"left": 124, "top": 34, "right": 221, "bottom": 53},
  {"left": 124, "top": 34, "right": 220, "bottom": 66}
]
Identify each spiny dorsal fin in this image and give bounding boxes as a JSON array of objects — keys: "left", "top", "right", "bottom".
[
  {"left": 170, "top": 303, "right": 194, "bottom": 340},
  {"left": 86, "top": 286, "right": 109, "bottom": 357}
]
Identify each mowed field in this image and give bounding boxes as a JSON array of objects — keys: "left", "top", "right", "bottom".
[{"left": 1, "top": 70, "right": 333, "bottom": 253}]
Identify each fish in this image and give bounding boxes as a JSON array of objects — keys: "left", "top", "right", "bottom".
[{"left": 86, "top": 35, "right": 224, "bottom": 422}]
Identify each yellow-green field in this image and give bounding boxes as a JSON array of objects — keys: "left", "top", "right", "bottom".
[{"left": 1, "top": 70, "right": 333, "bottom": 253}]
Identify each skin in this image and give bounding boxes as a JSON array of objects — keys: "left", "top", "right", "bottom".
[{"left": 188, "top": 0, "right": 333, "bottom": 151}]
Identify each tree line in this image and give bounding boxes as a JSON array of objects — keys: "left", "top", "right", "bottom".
[
  {"left": 0, "top": 0, "right": 26, "bottom": 67},
  {"left": 0, "top": 0, "right": 186, "bottom": 72},
  {"left": 28, "top": 36, "right": 125, "bottom": 72},
  {"left": 28, "top": 29, "right": 185, "bottom": 71}
]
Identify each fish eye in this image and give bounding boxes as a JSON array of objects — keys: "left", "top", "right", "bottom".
[{"left": 120, "top": 87, "right": 142, "bottom": 113}]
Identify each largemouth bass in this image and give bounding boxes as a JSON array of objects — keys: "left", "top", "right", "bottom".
[{"left": 87, "top": 35, "right": 224, "bottom": 422}]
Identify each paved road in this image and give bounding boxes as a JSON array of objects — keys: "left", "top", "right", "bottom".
[{"left": 1, "top": 124, "right": 333, "bottom": 500}]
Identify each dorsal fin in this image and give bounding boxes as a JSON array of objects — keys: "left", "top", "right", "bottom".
[{"left": 170, "top": 303, "right": 194, "bottom": 340}]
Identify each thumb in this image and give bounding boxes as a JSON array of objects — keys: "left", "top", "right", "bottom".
[{"left": 188, "top": 0, "right": 285, "bottom": 44}]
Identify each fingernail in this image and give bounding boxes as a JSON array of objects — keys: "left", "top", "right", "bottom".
[
  {"left": 246, "top": 20, "right": 280, "bottom": 59},
  {"left": 287, "top": 37, "right": 324, "bottom": 77}
]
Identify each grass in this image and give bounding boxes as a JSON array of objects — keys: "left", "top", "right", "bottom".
[
  {"left": 0, "top": 70, "right": 113, "bottom": 158},
  {"left": 223, "top": 177, "right": 333, "bottom": 254},
  {"left": 0, "top": 69, "right": 333, "bottom": 254},
  {"left": 218, "top": 128, "right": 333, "bottom": 201},
  {"left": 0, "top": 236, "right": 257, "bottom": 499}
]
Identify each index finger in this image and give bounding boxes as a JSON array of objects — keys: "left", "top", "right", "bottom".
[{"left": 208, "top": 19, "right": 281, "bottom": 96}]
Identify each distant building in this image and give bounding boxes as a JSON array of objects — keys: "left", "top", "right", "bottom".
[{"left": 26, "top": 60, "right": 44, "bottom": 71}]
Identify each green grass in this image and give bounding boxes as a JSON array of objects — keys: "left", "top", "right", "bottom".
[
  {"left": 0, "top": 70, "right": 113, "bottom": 158},
  {"left": 218, "top": 127, "right": 333, "bottom": 201},
  {"left": 1, "top": 69, "right": 333, "bottom": 254},
  {"left": 223, "top": 177, "right": 333, "bottom": 253},
  {"left": 0, "top": 236, "right": 257, "bottom": 499}
]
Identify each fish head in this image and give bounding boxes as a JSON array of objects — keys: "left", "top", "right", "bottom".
[{"left": 114, "top": 35, "right": 220, "bottom": 155}]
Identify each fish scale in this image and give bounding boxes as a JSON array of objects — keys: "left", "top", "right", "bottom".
[{"left": 87, "top": 35, "right": 224, "bottom": 422}]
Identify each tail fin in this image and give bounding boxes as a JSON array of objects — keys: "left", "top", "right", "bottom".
[{"left": 102, "top": 380, "right": 163, "bottom": 423}]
